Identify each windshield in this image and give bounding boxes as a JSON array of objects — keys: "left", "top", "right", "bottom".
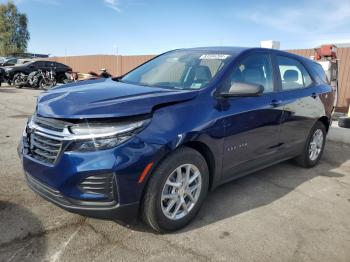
[{"left": 121, "top": 50, "right": 233, "bottom": 90}]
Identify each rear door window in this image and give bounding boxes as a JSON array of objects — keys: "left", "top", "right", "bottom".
[
  {"left": 277, "top": 56, "right": 313, "bottom": 90},
  {"left": 33, "top": 61, "right": 45, "bottom": 68},
  {"left": 45, "top": 61, "right": 55, "bottom": 68},
  {"left": 56, "top": 62, "right": 68, "bottom": 69}
]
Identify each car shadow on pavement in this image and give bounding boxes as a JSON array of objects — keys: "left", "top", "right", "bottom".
[
  {"left": 0, "top": 201, "right": 47, "bottom": 261},
  {"left": 0, "top": 87, "right": 18, "bottom": 93},
  {"left": 128, "top": 143, "right": 348, "bottom": 234}
]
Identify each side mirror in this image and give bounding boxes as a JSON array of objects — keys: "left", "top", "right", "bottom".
[{"left": 220, "top": 82, "right": 264, "bottom": 97}]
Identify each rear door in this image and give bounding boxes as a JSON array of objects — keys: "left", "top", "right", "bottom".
[
  {"left": 45, "top": 61, "right": 55, "bottom": 70},
  {"left": 221, "top": 51, "right": 284, "bottom": 180},
  {"left": 274, "top": 54, "right": 320, "bottom": 155}
]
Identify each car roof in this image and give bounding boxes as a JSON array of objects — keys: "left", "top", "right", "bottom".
[
  {"left": 176, "top": 46, "right": 313, "bottom": 63},
  {"left": 177, "top": 46, "right": 250, "bottom": 55}
]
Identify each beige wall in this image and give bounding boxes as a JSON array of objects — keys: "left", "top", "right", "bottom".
[
  {"left": 46, "top": 54, "right": 155, "bottom": 76},
  {"left": 47, "top": 48, "right": 350, "bottom": 112}
]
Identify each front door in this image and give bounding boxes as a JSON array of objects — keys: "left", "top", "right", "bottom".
[{"left": 220, "top": 51, "right": 284, "bottom": 180}]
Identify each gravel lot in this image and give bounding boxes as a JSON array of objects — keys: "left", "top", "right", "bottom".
[{"left": 0, "top": 86, "right": 350, "bottom": 262}]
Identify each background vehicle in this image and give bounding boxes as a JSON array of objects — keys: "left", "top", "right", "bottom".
[
  {"left": 312, "top": 44, "right": 338, "bottom": 109},
  {"left": 14, "top": 69, "right": 57, "bottom": 89},
  {"left": 0, "top": 57, "right": 6, "bottom": 65},
  {"left": 19, "top": 47, "right": 334, "bottom": 232},
  {"left": 5, "top": 60, "right": 72, "bottom": 84},
  {"left": 99, "top": 68, "right": 112, "bottom": 78},
  {"left": 39, "top": 69, "right": 57, "bottom": 89},
  {"left": 0, "top": 57, "right": 18, "bottom": 67},
  {"left": 0, "top": 67, "right": 5, "bottom": 86}
]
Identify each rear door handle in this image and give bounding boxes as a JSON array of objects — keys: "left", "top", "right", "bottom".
[
  {"left": 270, "top": 99, "right": 282, "bottom": 107},
  {"left": 311, "top": 92, "right": 317, "bottom": 99}
]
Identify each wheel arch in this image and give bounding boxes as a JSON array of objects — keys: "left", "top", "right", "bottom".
[
  {"left": 182, "top": 141, "right": 216, "bottom": 190},
  {"left": 318, "top": 116, "right": 330, "bottom": 132}
]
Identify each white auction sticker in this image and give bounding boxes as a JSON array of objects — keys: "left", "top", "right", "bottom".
[{"left": 199, "top": 54, "right": 231, "bottom": 60}]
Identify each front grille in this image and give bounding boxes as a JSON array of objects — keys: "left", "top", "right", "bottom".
[
  {"left": 28, "top": 132, "right": 62, "bottom": 164},
  {"left": 25, "top": 116, "right": 67, "bottom": 165},
  {"left": 79, "top": 173, "right": 115, "bottom": 200}
]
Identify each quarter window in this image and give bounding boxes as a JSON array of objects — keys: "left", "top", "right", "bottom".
[
  {"left": 277, "top": 56, "right": 312, "bottom": 90},
  {"left": 228, "top": 53, "right": 274, "bottom": 93},
  {"left": 313, "top": 63, "right": 329, "bottom": 84}
]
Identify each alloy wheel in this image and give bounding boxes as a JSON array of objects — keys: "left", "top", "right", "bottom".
[
  {"left": 309, "top": 129, "right": 324, "bottom": 161},
  {"left": 161, "top": 164, "right": 202, "bottom": 220}
]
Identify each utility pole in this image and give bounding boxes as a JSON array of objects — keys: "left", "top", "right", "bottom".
[
  {"left": 113, "top": 45, "right": 119, "bottom": 76},
  {"left": 64, "top": 48, "right": 67, "bottom": 64}
]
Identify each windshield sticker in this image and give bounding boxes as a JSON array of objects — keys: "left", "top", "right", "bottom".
[
  {"left": 199, "top": 54, "right": 231, "bottom": 60},
  {"left": 190, "top": 83, "right": 203, "bottom": 89}
]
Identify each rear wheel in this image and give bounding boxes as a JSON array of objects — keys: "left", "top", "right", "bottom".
[
  {"left": 142, "top": 147, "right": 209, "bottom": 233},
  {"left": 295, "top": 121, "right": 326, "bottom": 168},
  {"left": 39, "top": 78, "right": 48, "bottom": 89}
]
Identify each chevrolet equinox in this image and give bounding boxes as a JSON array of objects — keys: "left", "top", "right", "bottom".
[{"left": 18, "top": 47, "right": 335, "bottom": 232}]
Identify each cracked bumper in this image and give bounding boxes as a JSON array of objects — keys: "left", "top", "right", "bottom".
[{"left": 25, "top": 172, "right": 139, "bottom": 222}]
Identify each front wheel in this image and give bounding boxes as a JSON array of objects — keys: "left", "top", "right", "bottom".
[
  {"left": 142, "top": 147, "right": 209, "bottom": 232},
  {"left": 295, "top": 121, "right": 326, "bottom": 168},
  {"left": 13, "top": 74, "right": 23, "bottom": 88}
]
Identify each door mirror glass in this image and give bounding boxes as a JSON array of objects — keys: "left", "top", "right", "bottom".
[{"left": 221, "top": 82, "right": 264, "bottom": 97}]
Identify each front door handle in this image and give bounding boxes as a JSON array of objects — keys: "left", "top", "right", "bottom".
[
  {"left": 270, "top": 99, "right": 282, "bottom": 107},
  {"left": 311, "top": 92, "right": 317, "bottom": 99}
]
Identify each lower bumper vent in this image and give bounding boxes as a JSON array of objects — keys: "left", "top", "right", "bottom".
[{"left": 79, "top": 173, "right": 115, "bottom": 201}]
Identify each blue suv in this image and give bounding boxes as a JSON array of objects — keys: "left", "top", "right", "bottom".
[{"left": 19, "top": 47, "right": 334, "bottom": 232}]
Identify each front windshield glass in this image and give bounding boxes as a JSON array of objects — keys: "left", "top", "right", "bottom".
[{"left": 121, "top": 50, "right": 233, "bottom": 90}]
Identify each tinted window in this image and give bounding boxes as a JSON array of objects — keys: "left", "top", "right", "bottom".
[
  {"left": 4, "top": 59, "right": 17, "bottom": 66},
  {"left": 56, "top": 62, "right": 68, "bottom": 68},
  {"left": 277, "top": 56, "right": 313, "bottom": 90},
  {"left": 33, "top": 61, "right": 45, "bottom": 68},
  {"left": 228, "top": 53, "right": 274, "bottom": 93},
  {"left": 45, "top": 61, "right": 55, "bottom": 67}
]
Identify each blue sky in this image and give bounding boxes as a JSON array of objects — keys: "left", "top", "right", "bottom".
[{"left": 2, "top": 0, "right": 350, "bottom": 56}]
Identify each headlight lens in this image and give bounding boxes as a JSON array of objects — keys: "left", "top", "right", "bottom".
[{"left": 68, "top": 119, "right": 149, "bottom": 151}]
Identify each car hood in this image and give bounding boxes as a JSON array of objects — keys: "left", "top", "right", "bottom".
[{"left": 36, "top": 78, "right": 199, "bottom": 119}]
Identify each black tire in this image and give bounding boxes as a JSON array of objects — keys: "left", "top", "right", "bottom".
[
  {"left": 13, "top": 74, "right": 22, "bottom": 88},
  {"left": 338, "top": 117, "right": 350, "bottom": 128},
  {"left": 39, "top": 79, "right": 47, "bottom": 90},
  {"left": 142, "top": 147, "right": 209, "bottom": 233},
  {"left": 58, "top": 74, "right": 68, "bottom": 84},
  {"left": 295, "top": 121, "right": 326, "bottom": 168}
]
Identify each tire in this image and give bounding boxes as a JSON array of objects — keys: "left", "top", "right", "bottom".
[
  {"left": 142, "top": 147, "right": 209, "bottom": 233},
  {"left": 295, "top": 121, "right": 326, "bottom": 168},
  {"left": 338, "top": 117, "right": 350, "bottom": 128},
  {"left": 39, "top": 79, "right": 48, "bottom": 90},
  {"left": 59, "top": 74, "right": 68, "bottom": 84},
  {"left": 13, "top": 74, "right": 23, "bottom": 88}
]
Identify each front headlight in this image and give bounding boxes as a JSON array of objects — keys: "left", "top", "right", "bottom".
[{"left": 68, "top": 119, "right": 150, "bottom": 152}]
